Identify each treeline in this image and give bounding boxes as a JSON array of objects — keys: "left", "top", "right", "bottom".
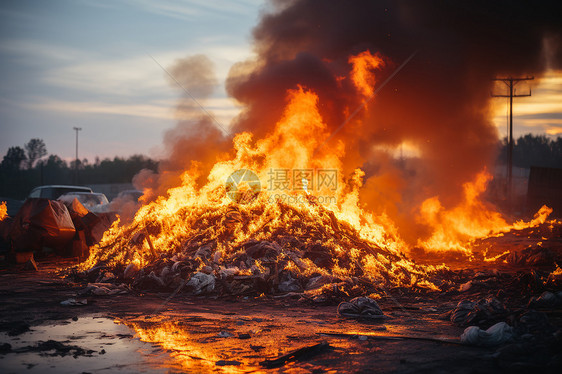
[
  {"left": 2, "top": 134, "right": 560, "bottom": 199},
  {"left": 499, "top": 134, "right": 562, "bottom": 169},
  {"left": 0, "top": 139, "right": 158, "bottom": 199}
]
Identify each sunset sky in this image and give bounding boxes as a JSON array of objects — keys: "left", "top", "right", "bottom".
[{"left": 1, "top": 0, "right": 561, "bottom": 163}]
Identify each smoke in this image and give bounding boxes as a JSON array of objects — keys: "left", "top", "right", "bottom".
[
  {"left": 135, "top": 55, "right": 230, "bottom": 200},
  {"left": 139, "top": 0, "right": 561, "bottom": 244},
  {"left": 223, "top": 0, "right": 562, "bottom": 243}
]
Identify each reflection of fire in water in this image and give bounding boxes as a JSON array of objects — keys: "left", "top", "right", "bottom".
[
  {"left": 129, "top": 322, "right": 228, "bottom": 373},
  {"left": 79, "top": 49, "right": 557, "bottom": 292}
]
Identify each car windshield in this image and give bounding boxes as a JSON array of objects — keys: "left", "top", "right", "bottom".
[{"left": 62, "top": 193, "right": 109, "bottom": 208}]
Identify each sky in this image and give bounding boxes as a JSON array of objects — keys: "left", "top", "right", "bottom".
[
  {"left": 0, "top": 0, "right": 263, "bottom": 162},
  {"left": 0, "top": 0, "right": 561, "bottom": 163}
]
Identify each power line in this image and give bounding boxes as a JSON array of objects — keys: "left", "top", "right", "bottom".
[{"left": 491, "top": 76, "right": 534, "bottom": 211}]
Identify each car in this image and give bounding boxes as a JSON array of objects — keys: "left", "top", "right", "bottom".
[
  {"left": 109, "top": 189, "right": 143, "bottom": 223},
  {"left": 28, "top": 185, "right": 93, "bottom": 200},
  {"left": 58, "top": 192, "right": 110, "bottom": 214},
  {"left": 114, "top": 189, "right": 143, "bottom": 202}
]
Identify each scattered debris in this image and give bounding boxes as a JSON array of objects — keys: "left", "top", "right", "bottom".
[
  {"left": 449, "top": 297, "right": 508, "bottom": 327},
  {"left": 60, "top": 298, "right": 88, "bottom": 306},
  {"left": 506, "top": 246, "right": 556, "bottom": 267},
  {"left": 460, "top": 322, "right": 514, "bottom": 347},
  {"left": 318, "top": 332, "right": 462, "bottom": 345},
  {"left": 516, "top": 310, "right": 553, "bottom": 335},
  {"left": 260, "top": 341, "right": 331, "bottom": 368},
  {"left": 23, "top": 256, "right": 38, "bottom": 271},
  {"left": 123, "top": 263, "right": 139, "bottom": 279},
  {"left": 185, "top": 272, "right": 215, "bottom": 295},
  {"left": 79, "top": 283, "right": 128, "bottom": 296},
  {"left": 458, "top": 280, "right": 472, "bottom": 292},
  {"left": 337, "top": 296, "right": 385, "bottom": 320},
  {"left": 215, "top": 360, "right": 242, "bottom": 366},
  {"left": 528, "top": 291, "right": 562, "bottom": 308},
  {"left": 217, "top": 331, "right": 233, "bottom": 338}
]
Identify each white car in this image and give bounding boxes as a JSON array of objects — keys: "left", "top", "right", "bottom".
[
  {"left": 28, "top": 185, "right": 93, "bottom": 200},
  {"left": 58, "top": 192, "right": 110, "bottom": 214}
]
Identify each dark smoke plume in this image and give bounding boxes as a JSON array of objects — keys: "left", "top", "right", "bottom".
[
  {"left": 145, "top": 0, "right": 561, "bottom": 243},
  {"left": 224, "top": 0, "right": 562, "bottom": 242}
]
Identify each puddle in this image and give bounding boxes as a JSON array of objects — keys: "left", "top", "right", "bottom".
[
  {"left": 0, "top": 316, "right": 172, "bottom": 374},
  {"left": 0, "top": 312, "right": 462, "bottom": 373}
]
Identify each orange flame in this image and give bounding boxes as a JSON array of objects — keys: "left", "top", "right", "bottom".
[
  {"left": 81, "top": 85, "right": 439, "bottom": 289},
  {"left": 417, "top": 171, "right": 553, "bottom": 254},
  {"left": 80, "top": 49, "right": 557, "bottom": 287},
  {"left": 349, "top": 50, "right": 385, "bottom": 97},
  {"left": 0, "top": 201, "right": 7, "bottom": 221}
]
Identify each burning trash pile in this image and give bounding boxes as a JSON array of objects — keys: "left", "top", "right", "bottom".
[
  {"left": 70, "top": 86, "right": 444, "bottom": 299},
  {"left": 73, "top": 191, "right": 440, "bottom": 299},
  {"left": 68, "top": 58, "right": 559, "bottom": 302}
]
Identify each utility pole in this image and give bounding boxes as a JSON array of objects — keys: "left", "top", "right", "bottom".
[
  {"left": 492, "top": 76, "right": 534, "bottom": 212},
  {"left": 73, "top": 127, "right": 82, "bottom": 184}
]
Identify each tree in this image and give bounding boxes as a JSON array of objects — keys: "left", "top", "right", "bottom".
[
  {"left": 24, "top": 138, "right": 47, "bottom": 169},
  {"left": 0, "top": 146, "right": 27, "bottom": 171},
  {"left": 501, "top": 134, "right": 562, "bottom": 169},
  {"left": 39, "top": 154, "right": 67, "bottom": 169}
]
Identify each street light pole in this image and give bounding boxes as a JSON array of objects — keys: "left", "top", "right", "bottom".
[{"left": 73, "top": 127, "right": 82, "bottom": 184}]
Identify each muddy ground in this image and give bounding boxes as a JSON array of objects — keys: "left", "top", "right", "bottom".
[{"left": 1, "top": 257, "right": 561, "bottom": 373}]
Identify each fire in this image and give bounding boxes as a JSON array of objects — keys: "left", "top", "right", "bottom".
[
  {"left": 349, "top": 51, "right": 385, "bottom": 97},
  {"left": 0, "top": 201, "right": 7, "bottom": 221},
  {"left": 79, "top": 48, "right": 556, "bottom": 293},
  {"left": 417, "top": 171, "right": 553, "bottom": 255},
  {"left": 81, "top": 84, "right": 439, "bottom": 290}
]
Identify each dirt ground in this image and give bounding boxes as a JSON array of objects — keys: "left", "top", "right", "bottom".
[{"left": 0, "top": 257, "right": 561, "bottom": 373}]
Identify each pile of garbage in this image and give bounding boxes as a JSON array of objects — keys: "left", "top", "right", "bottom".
[
  {"left": 0, "top": 198, "right": 115, "bottom": 261},
  {"left": 71, "top": 200, "right": 439, "bottom": 299}
]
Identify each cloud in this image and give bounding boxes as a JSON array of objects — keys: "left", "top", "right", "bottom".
[
  {"left": 0, "top": 39, "right": 90, "bottom": 64},
  {"left": 43, "top": 55, "right": 170, "bottom": 98},
  {"left": 124, "top": 0, "right": 264, "bottom": 21},
  {"left": 19, "top": 97, "right": 242, "bottom": 124},
  {"left": 1, "top": 40, "right": 254, "bottom": 99},
  {"left": 492, "top": 69, "right": 562, "bottom": 138}
]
